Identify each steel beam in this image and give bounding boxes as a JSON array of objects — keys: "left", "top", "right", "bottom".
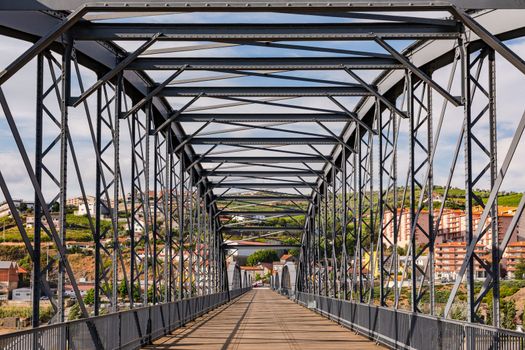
[
  {"left": 71, "top": 33, "right": 161, "bottom": 107},
  {"left": 158, "top": 86, "right": 372, "bottom": 97},
  {"left": 127, "top": 57, "right": 401, "bottom": 70},
  {"left": 374, "top": 37, "right": 462, "bottom": 106},
  {"left": 200, "top": 156, "right": 329, "bottom": 163},
  {"left": 71, "top": 22, "right": 460, "bottom": 41},
  {"left": 216, "top": 195, "right": 308, "bottom": 201},
  {"left": 211, "top": 182, "right": 316, "bottom": 188},
  {"left": 221, "top": 226, "right": 304, "bottom": 232},
  {"left": 191, "top": 137, "right": 338, "bottom": 145},
  {"left": 219, "top": 210, "right": 305, "bottom": 215},
  {"left": 205, "top": 170, "right": 321, "bottom": 177},
  {"left": 4, "top": 1, "right": 525, "bottom": 11},
  {"left": 452, "top": 7, "right": 525, "bottom": 75},
  {"left": 223, "top": 244, "right": 302, "bottom": 249},
  {"left": 178, "top": 113, "right": 350, "bottom": 122}
]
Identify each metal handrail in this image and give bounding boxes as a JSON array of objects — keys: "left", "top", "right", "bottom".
[
  {"left": 0, "top": 287, "right": 251, "bottom": 350},
  {"left": 286, "top": 291, "right": 525, "bottom": 350}
]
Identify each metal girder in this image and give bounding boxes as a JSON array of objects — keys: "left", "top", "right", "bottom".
[
  {"left": 216, "top": 195, "right": 308, "bottom": 201},
  {"left": 344, "top": 68, "right": 408, "bottom": 118},
  {"left": 374, "top": 37, "right": 462, "bottom": 106},
  {"left": 3, "top": 1, "right": 525, "bottom": 11},
  {"left": 221, "top": 226, "right": 304, "bottom": 231},
  {"left": 157, "top": 86, "right": 373, "bottom": 97},
  {"left": 128, "top": 57, "right": 401, "bottom": 70},
  {"left": 200, "top": 156, "right": 329, "bottom": 163},
  {"left": 191, "top": 137, "right": 338, "bottom": 145},
  {"left": 0, "top": 8, "right": 87, "bottom": 85},
  {"left": 220, "top": 210, "right": 305, "bottom": 215},
  {"left": 451, "top": 7, "right": 525, "bottom": 75},
  {"left": 205, "top": 170, "right": 322, "bottom": 177},
  {"left": 223, "top": 244, "right": 302, "bottom": 249},
  {"left": 211, "top": 182, "right": 316, "bottom": 188},
  {"left": 179, "top": 113, "right": 350, "bottom": 122},
  {"left": 71, "top": 22, "right": 461, "bottom": 41},
  {"left": 71, "top": 33, "right": 161, "bottom": 107},
  {"left": 123, "top": 67, "right": 186, "bottom": 119}
]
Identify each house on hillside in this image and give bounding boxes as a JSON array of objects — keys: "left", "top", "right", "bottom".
[
  {"left": 0, "top": 200, "right": 34, "bottom": 218},
  {"left": 280, "top": 254, "right": 298, "bottom": 264},
  {"left": 0, "top": 261, "right": 27, "bottom": 293},
  {"left": 74, "top": 202, "right": 110, "bottom": 217}
]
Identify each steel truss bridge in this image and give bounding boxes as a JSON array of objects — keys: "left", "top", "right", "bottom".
[{"left": 1, "top": 1, "right": 525, "bottom": 349}]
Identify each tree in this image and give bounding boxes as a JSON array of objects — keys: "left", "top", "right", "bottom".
[
  {"left": 514, "top": 259, "right": 525, "bottom": 279},
  {"left": 288, "top": 248, "right": 300, "bottom": 257},
  {"left": 118, "top": 279, "right": 141, "bottom": 301},
  {"left": 502, "top": 300, "right": 517, "bottom": 330},
  {"left": 18, "top": 202, "right": 27, "bottom": 212},
  {"left": 247, "top": 250, "right": 278, "bottom": 266},
  {"left": 83, "top": 288, "right": 95, "bottom": 306},
  {"left": 68, "top": 303, "right": 82, "bottom": 321},
  {"left": 148, "top": 284, "right": 155, "bottom": 303},
  {"left": 118, "top": 279, "right": 128, "bottom": 299}
]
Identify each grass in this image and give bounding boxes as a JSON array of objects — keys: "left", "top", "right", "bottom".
[{"left": 0, "top": 305, "right": 54, "bottom": 323}]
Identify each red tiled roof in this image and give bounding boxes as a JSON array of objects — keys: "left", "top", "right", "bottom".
[{"left": 240, "top": 266, "right": 264, "bottom": 271}]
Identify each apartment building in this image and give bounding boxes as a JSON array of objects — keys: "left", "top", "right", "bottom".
[
  {"left": 435, "top": 242, "right": 489, "bottom": 280},
  {"left": 383, "top": 206, "right": 524, "bottom": 249},
  {"left": 382, "top": 209, "right": 431, "bottom": 248},
  {"left": 504, "top": 241, "right": 525, "bottom": 278}
]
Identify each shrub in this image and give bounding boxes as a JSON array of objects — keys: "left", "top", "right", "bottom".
[{"left": 247, "top": 250, "right": 278, "bottom": 266}]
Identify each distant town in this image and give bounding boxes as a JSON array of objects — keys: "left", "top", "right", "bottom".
[{"left": 1, "top": 188, "right": 525, "bottom": 331}]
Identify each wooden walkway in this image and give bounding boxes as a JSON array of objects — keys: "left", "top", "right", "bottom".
[{"left": 144, "top": 288, "right": 381, "bottom": 350}]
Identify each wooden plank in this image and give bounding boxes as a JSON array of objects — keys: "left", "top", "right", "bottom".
[{"left": 144, "top": 289, "right": 382, "bottom": 349}]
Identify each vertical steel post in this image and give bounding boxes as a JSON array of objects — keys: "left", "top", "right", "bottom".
[
  {"left": 331, "top": 168, "right": 338, "bottom": 297},
  {"left": 427, "top": 82, "right": 435, "bottom": 315},
  {"left": 461, "top": 39, "right": 476, "bottom": 323},
  {"left": 144, "top": 104, "right": 151, "bottom": 305},
  {"left": 153, "top": 133, "right": 159, "bottom": 305},
  {"left": 58, "top": 37, "right": 72, "bottom": 324},
  {"left": 342, "top": 147, "right": 348, "bottom": 300},
  {"left": 32, "top": 53, "right": 44, "bottom": 328},
  {"left": 322, "top": 182, "right": 329, "bottom": 296},
  {"left": 357, "top": 128, "right": 364, "bottom": 303},
  {"left": 378, "top": 99, "right": 385, "bottom": 307},
  {"left": 488, "top": 48, "right": 500, "bottom": 327},
  {"left": 407, "top": 70, "right": 418, "bottom": 313},
  {"left": 94, "top": 79, "right": 102, "bottom": 316},
  {"left": 164, "top": 132, "right": 172, "bottom": 302},
  {"left": 179, "top": 154, "right": 185, "bottom": 300},
  {"left": 113, "top": 74, "right": 122, "bottom": 311}
]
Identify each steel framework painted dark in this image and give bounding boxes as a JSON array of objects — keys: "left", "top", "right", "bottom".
[{"left": 1, "top": 1, "right": 525, "bottom": 349}]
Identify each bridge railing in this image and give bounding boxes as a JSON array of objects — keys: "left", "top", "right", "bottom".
[
  {"left": 0, "top": 287, "right": 251, "bottom": 350},
  {"left": 288, "top": 291, "right": 525, "bottom": 350}
]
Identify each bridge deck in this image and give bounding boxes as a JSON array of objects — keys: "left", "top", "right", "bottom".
[{"left": 144, "top": 289, "right": 381, "bottom": 350}]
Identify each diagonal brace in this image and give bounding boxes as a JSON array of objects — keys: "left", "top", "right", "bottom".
[
  {"left": 122, "top": 65, "right": 187, "bottom": 119},
  {"left": 72, "top": 33, "right": 162, "bottom": 107},
  {"left": 328, "top": 95, "right": 377, "bottom": 135},
  {"left": 452, "top": 7, "right": 525, "bottom": 76},
  {"left": 154, "top": 93, "right": 202, "bottom": 134},
  {"left": 343, "top": 67, "right": 408, "bottom": 119},
  {"left": 374, "top": 37, "right": 462, "bottom": 107}
]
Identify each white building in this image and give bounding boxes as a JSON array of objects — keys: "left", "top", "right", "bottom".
[
  {"left": 0, "top": 200, "right": 33, "bottom": 218},
  {"left": 11, "top": 287, "right": 32, "bottom": 302},
  {"left": 74, "top": 202, "right": 109, "bottom": 217}
]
